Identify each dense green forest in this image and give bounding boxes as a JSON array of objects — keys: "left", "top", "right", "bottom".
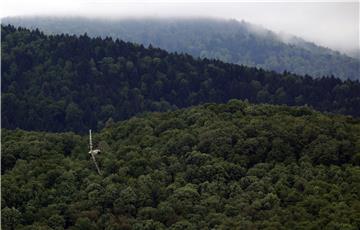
[
  {"left": 2, "top": 100, "right": 360, "bottom": 229},
  {"left": 2, "top": 25, "right": 360, "bottom": 133},
  {"left": 2, "top": 17, "right": 359, "bottom": 80}
]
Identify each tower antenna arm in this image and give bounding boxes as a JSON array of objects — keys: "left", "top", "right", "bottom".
[{"left": 88, "top": 129, "right": 102, "bottom": 175}]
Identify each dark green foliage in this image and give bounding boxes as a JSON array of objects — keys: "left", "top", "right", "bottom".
[
  {"left": 2, "top": 25, "right": 360, "bottom": 133},
  {"left": 2, "top": 101, "right": 360, "bottom": 229},
  {"left": 2, "top": 17, "right": 359, "bottom": 80}
]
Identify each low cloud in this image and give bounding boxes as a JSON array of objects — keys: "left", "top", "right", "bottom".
[{"left": 1, "top": 1, "right": 358, "bottom": 54}]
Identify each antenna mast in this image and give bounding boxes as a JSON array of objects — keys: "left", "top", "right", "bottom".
[
  {"left": 89, "top": 129, "right": 102, "bottom": 175},
  {"left": 89, "top": 129, "right": 93, "bottom": 151}
]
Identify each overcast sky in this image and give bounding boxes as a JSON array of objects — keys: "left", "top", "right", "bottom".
[{"left": 1, "top": 0, "right": 359, "bottom": 53}]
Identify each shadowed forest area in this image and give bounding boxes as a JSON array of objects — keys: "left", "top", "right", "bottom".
[{"left": 2, "top": 25, "right": 360, "bottom": 133}]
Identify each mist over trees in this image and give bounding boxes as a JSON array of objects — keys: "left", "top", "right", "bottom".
[
  {"left": 3, "top": 17, "right": 359, "bottom": 80},
  {"left": 2, "top": 25, "right": 360, "bottom": 133}
]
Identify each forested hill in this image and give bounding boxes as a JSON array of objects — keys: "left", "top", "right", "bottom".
[
  {"left": 2, "top": 17, "right": 360, "bottom": 80},
  {"left": 2, "top": 101, "right": 360, "bottom": 229},
  {"left": 2, "top": 25, "right": 360, "bottom": 133}
]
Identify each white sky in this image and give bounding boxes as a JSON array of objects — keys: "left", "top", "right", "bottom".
[{"left": 1, "top": 0, "right": 359, "bottom": 53}]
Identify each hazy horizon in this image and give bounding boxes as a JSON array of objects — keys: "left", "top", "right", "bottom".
[{"left": 1, "top": 0, "right": 359, "bottom": 55}]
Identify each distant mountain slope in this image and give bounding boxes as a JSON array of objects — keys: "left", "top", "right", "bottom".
[
  {"left": 2, "top": 16, "right": 359, "bottom": 80},
  {"left": 2, "top": 25, "right": 360, "bottom": 133},
  {"left": 2, "top": 100, "right": 360, "bottom": 229}
]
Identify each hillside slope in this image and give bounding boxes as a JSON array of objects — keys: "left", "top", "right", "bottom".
[
  {"left": 2, "top": 25, "right": 360, "bottom": 133},
  {"left": 2, "top": 17, "right": 359, "bottom": 80},
  {"left": 2, "top": 100, "right": 360, "bottom": 229}
]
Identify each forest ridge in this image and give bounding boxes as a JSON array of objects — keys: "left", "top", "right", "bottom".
[
  {"left": 2, "top": 17, "right": 360, "bottom": 80},
  {"left": 2, "top": 25, "right": 360, "bottom": 133}
]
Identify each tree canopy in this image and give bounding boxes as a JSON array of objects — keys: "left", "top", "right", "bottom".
[
  {"left": 2, "top": 25, "right": 360, "bottom": 133},
  {"left": 2, "top": 100, "right": 360, "bottom": 229}
]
